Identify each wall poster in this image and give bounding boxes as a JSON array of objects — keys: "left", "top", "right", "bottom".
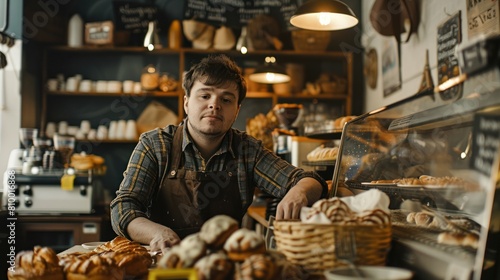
[
  {"left": 437, "top": 11, "right": 463, "bottom": 101},
  {"left": 466, "top": 0, "right": 500, "bottom": 39},
  {"left": 381, "top": 37, "right": 401, "bottom": 97}
]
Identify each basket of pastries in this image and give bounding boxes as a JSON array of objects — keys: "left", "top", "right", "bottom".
[
  {"left": 273, "top": 189, "right": 392, "bottom": 276},
  {"left": 155, "top": 215, "right": 306, "bottom": 280}
]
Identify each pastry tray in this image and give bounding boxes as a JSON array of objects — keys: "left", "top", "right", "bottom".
[{"left": 347, "top": 181, "right": 466, "bottom": 211}]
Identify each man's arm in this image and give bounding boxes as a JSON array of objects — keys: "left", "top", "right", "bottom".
[
  {"left": 127, "top": 217, "right": 180, "bottom": 253},
  {"left": 275, "top": 177, "right": 324, "bottom": 220}
]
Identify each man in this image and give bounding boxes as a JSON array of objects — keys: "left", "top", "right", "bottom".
[{"left": 110, "top": 54, "right": 327, "bottom": 252}]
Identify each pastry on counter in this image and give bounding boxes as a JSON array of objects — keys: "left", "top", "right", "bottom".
[
  {"left": 194, "top": 251, "right": 233, "bottom": 280},
  {"left": 8, "top": 246, "right": 64, "bottom": 280},
  {"left": 223, "top": 228, "right": 266, "bottom": 262},
  {"left": 63, "top": 254, "right": 123, "bottom": 280}
]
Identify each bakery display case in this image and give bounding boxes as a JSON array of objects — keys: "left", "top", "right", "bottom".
[{"left": 331, "top": 48, "right": 500, "bottom": 279}]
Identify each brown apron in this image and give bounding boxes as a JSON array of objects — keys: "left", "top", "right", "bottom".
[{"left": 150, "top": 126, "right": 243, "bottom": 239}]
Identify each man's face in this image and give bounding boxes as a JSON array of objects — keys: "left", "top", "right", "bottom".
[{"left": 184, "top": 79, "right": 241, "bottom": 138}]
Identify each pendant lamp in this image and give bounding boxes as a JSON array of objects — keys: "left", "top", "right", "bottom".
[
  {"left": 290, "top": 0, "right": 358, "bottom": 31},
  {"left": 249, "top": 57, "right": 291, "bottom": 84}
]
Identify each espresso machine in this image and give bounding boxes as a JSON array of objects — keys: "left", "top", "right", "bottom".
[{"left": 3, "top": 129, "right": 96, "bottom": 214}]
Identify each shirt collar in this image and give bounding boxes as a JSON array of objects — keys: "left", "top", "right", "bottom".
[{"left": 181, "top": 120, "right": 236, "bottom": 158}]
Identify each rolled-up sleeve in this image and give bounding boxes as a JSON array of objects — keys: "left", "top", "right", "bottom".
[{"left": 110, "top": 131, "right": 164, "bottom": 238}]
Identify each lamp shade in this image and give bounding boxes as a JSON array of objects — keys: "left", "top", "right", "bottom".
[
  {"left": 290, "top": 0, "right": 358, "bottom": 31},
  {"left": 249, "top": 57, "right": 291, "bottom": 84}
]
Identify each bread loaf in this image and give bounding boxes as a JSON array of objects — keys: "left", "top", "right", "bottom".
[{"left": 306, "top": 145, "right": 338, "bottom": 161}]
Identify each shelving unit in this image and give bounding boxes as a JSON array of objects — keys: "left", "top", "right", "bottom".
[{"left": 40, "top": 46, "right": 353, "bottom": 190}]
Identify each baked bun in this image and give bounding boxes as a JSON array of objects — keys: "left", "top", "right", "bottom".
[
  {"left": 200, "top": 215, "right": 239, "bottom": 249},
  {"left": 64, "top": 254, "right": 123, "bottom": 280},
  {"left": 194, "top": 251, "right": 233, "bottom": 280},
  {"left": 223, "top": 228, "right": 266, "bottom": 262},
  {"left": 334, "top": 116, "right": 357, "bottom": 129},
  {"left": 414, "top": 212, "right": 433, "bottom": 226},
  {"left": 235, "top": 253, "right": 277, "bottom": 280},
  {"left": 158, "top": 233, "right": 207, "bottom": 268},
  {"left": 8, "top": 246, "right": 64, "bottom": 280}
]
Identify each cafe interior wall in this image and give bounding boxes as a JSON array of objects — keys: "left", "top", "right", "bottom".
[{"left": 361, "top": 0, "right": 470, "bottom": 112}]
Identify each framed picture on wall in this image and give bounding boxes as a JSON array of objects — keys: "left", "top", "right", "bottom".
[{"left": 381, "top": 37, "right": 401, "bottom": 97}]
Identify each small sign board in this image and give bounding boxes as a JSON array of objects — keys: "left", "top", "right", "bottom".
[
  {"left": 85, "top": 21, "right": 114, "bottom": 45},
  {"left": 466, "top": 0, "right": 500, "bottom": 39}
]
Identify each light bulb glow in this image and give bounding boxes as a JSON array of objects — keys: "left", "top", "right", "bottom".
[
  {"left": 240, "top": 46, "right": 248, "bottom": 54},
  {"left": 318, "top": 13, "right": 331, "bottom": 26},
  {"left": 147, "top": 44, "right": 155, "bottom": 51},
  {"left": 266, "top": 72, "right": 276, "bottom": 82}
]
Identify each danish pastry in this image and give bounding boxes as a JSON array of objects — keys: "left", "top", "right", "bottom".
[
  {"left": 223, "top": 228, "right": 266, "bottom": 262},
  {"left": 200, "top": 215, "right": 239, "bottom": 249}
]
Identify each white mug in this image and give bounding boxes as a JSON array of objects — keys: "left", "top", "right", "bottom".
[
  {"left": 108, "top": 121, "right": 118, "bottom": 139},
  {"left": 45, "top": 122, "right": 56, "bottom": 138},
  {"left": 47, "top": 79, "right": 58, "bottom": 91},
  {"left": 58, "top": 121, "right": 68, "bottom": 135},
  {"left": 79, "top": 80, "right": 92, "bottom": 92},
  {"left": 66, "top": 77, "right": 78, "bottom": 91},
  {"left": 125, "top": 120, "right": 137, "bottom": 140},
  {"left": 116, "top": 120, "right": 127, "bottom": 139},
  {"left": 123, "top": 80, "right": 134, "bottom": 93},
  {"left": 96, "top": 80, "right": 107, "bottom": 92},
  {"left": 107, "top": 80, "right": 122, "bottom": 93},
  {"left": 80, "top": 120, "right": 91, "bottom": 134},
  {"left": 87, "top": 129, "right": 97, "bottom": 140},
  {"left": 96, "top": 125, "right": 108, "bottom": 140}
]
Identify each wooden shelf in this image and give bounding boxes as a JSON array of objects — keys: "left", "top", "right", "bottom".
[{"left": 47, "top": 90, "right": 182, "bottom": 97}]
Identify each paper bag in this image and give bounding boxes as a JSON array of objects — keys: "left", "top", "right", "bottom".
[{"left": 136, "top": 101, "right": 178, "bottom": 134}]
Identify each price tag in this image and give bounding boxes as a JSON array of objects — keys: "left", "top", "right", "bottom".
[{"left": 61, "top": 174, "right": 75, "bottom": 191}]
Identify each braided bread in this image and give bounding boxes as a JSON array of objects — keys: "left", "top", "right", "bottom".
[
  {"left": 64, "top": 254, "right": 123, "bottom": 280},
  {"left": 8, "top": 246, "right": 64, "bottom": 280}
]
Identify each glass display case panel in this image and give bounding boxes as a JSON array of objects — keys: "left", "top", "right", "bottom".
[{"left": 331, "top": 67, "right": 500, "bottom": 280}]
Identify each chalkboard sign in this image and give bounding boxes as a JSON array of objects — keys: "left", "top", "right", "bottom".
[
  {"left": 436, "top": 11, "right": 463, "bottom": 101},
  {"left": 112, "top": 1, "right": 157, "bottom": 33},
  {"left": 183, "top": 0, "right": 304, "bottom": 31},
  {"left": 471, "top": 113, "right": 500, "bottom": 176}
]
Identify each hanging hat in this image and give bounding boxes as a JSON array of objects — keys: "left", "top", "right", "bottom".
[
  {"left": 213, "top": 26, "right": 236, "bottom": 50},
  {"left": 370, "top": 0, "right": 420, "bottom": 43}
]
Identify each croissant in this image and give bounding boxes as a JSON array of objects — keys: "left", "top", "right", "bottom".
[{"left": 8, "top": 246, "right": 64, "bottom": 280}]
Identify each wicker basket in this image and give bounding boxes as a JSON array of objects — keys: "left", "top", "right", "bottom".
[
  {"left": 291, "top": 30, "right": 331, "bottom": 52},
  {"left": 273, "top": 220, "right": 392, "bottom": 275}
]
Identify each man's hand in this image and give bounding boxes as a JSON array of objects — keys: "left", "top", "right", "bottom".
[
  {"left": 127, "top": 217, "right": 180, "bottom": 253},
  {"left": 149, "top": 229, "right": 181, "bottom": 253},
  {"left": 275, "top": 177, "right": 323, "bottom": 220}
]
